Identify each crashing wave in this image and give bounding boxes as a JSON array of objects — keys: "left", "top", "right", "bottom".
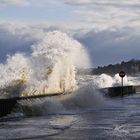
[{"left": 0, "top": 31, "right": 91, "bottom": 98}]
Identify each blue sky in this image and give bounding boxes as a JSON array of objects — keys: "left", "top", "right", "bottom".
[
  {"left": 0, "top": 0, "right": 140, "bottom": 66},
  {"left": 1, "top": 0, "right": 139, "bottom": 29},
  {"left": 0, "top": 1, "right": 75, "bottom": 22}
]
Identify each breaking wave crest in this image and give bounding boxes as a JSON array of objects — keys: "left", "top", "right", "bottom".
[{"left": 0, "top": 31, "right": 91, "bottom": 98}]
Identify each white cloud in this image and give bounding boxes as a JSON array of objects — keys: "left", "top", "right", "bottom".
[
  {"left": 0, "top": 0, "right": 29, "bottom": 6},
  {"left": 0, "top": 21, "right": 78, "bottom": 62},
  {"left": 1, "top": 0, "right": 140, "bottom": 30},
  {"left": 0, "top": 1, "right": 140, "bottom": 66},
  {"left": 0, "top": 21, "right": 140, "bottom": 66},
  {"left": 65, "top": 0, "right": 92, "bottom": 5},
  {"left": 65, "top": 0, "right": 140, "bottom": 6},
  {"left": 0, "top": 22, "right": 44, "bottom": 62},
  {"left": 64, "top": 0, "right": 140, "bottom": 30},
  {"left": 0, "top": 0, "right": 63, "bottom": 7},
  {"left": 76, "top": 28, "right": 140, "bottom": 66}
]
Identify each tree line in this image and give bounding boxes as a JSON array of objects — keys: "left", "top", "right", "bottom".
[{"left": 78, "top": 59, "right": 140, "bottom": 76}]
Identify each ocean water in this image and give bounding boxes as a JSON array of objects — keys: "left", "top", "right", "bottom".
[
  {"left": 0, "top": 87, "right": 140, "bottom": 140},
  {"left": 0, "top": 30, "right": 140, "bottom": 140}
]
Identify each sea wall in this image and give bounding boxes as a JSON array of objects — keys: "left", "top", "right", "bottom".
[{"left": 101, "top": 85, "right": 140, "bottom": 97}]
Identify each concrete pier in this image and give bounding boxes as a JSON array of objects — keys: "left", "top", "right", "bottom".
[
  {"left": 0, "top": 85, "right": 140, "bottom": 117},
  {"left": 101, "top": 85, "right": 140, "bottom": 97},
  {"left": 0, "top": 92, "right": 63, "bottom": 117}
]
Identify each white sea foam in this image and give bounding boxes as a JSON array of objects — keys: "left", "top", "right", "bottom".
[
  {"left": 77, "top": 73, "right": 137, "bottom": 88},
  {"left": 0, "top": 31, "right": 91, "bottom": 97},
  {"left": 0, "top": 53, "right": 30, "bottom": 88}
]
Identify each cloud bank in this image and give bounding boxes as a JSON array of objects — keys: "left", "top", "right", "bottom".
[
  {"left": 1, "top": 0, "right": 140, "bottom": 31},
  {"left": 0, "top": 0, "right": 29, "bottom": 6},
  {"left": 1, "top": 0, "right": 140, "bottom": 66},
  {"left": 0, "top": 22, "right": 44, "bottom": 61},
  {"left": 0, "top": 22, "right": 140, "bottom": 67},
  {"left": 64, "top": 0, "right": 140, "bottom": 30},
  {"left": 76, "top": 28, "right": 140, "bottom": 66}
]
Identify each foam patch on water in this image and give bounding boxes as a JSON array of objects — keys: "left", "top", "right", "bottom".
[{"left": 50, "top": 116, "right": 77, "bottom": 130}]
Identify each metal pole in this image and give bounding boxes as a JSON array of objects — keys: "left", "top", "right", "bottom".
[{"left": 121, "top": 77, "right": 123, "bottom": 96}]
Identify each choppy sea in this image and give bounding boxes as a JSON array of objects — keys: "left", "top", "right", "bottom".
[{"left": 1, "top": 86, "right": 140, "bottom": 140}]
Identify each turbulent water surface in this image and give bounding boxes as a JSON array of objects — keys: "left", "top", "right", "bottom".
[
  {"left": 0, "top": 30, "right": 140, "bottom": 139},
  {"left": 1, "top": 91, "right": 140, "bottom": 139}
]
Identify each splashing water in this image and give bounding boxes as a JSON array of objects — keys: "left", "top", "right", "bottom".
[
  {"left": 0, "top": 53, "right": 30, "bottom": 87},
  {"left": 0, "top": 31, "right": 91, "bottom": 97},
  {"left": 97, "top": 73, "right": 134, "bottom": 88},
  {"left": 18, "top": 84, "right": 106, "bottom": 116},
  {"left": 77, "top": 73, "right": 136, "bottom": 89}
]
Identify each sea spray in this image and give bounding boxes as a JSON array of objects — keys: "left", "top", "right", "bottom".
[
  {"left": 19, "top": 84, "right": 106, "bottom": 116},
  {"left": 0, "top": 53, "right": 30, "bottom": 87},
  {"left": 0, "top": 31, "right": 91, "bottom": 97},
  {"left": 19, "top": 98, "right": 65, "bottom": 116},
  {"left": 27, "top": 31, "right": 91, "bottom": 95},
  {"left": 61, "top": 84, "right": 106, "bottom": 109},
  {"left": 77, "top": 73, "right": 135, "bottom": 89}
]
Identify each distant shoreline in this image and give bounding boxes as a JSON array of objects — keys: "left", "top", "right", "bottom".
[{"left": 78, "top": 59, "right": 140, "bottom": 76}]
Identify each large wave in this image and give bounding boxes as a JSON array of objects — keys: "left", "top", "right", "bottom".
[{"left": 0, "top": 31, "right": 91, "bottom": 97}]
